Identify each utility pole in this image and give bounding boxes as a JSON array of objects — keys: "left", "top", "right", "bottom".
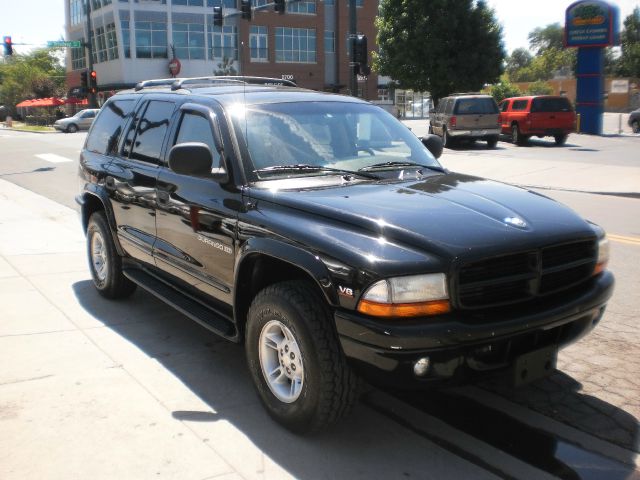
[
  {"left": 348, "top": 0, "right": 357, "bottom": 97},
  {"left": 85, "top": 0, "right": 97, "bottom": 108}
]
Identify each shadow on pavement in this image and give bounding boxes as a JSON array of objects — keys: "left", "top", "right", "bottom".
[{"left": 71, "top": 280, "right": 460, "bottom": 479}]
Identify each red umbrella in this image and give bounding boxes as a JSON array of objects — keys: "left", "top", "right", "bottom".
[
  {"left": 29, "top": 97, "right": 65, "bottom": 107},
  {"left": 16, "top": 99, "right": 38, "bottom": 107}
]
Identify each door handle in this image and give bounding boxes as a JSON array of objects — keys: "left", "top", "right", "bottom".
[{"left": 157, "top": 191, "right": 170, "bottom": 205}]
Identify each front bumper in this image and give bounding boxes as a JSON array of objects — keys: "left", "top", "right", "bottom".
[
  {"left": 336, "top": 271, "right": 614, "bottom": 389},
  {"left": 53, "top": 124, "right": 66, "bottom": 131},
  {"left": 449, "top": 128, "right": 500, "bottom": 137}
]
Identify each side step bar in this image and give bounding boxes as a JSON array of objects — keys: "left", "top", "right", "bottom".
[{"left": 123, "top": 268, "right": 238, "bottom": 341}]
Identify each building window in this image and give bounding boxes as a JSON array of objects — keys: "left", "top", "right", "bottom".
[
  {"left": 121, "top": 20, "right": 131, "bottom": 58},
  {"left": 92, "top": 27, "right": 108, "bottom": 63},
  {"left": 356, "top": 0, "right": 363, "bottom": 6},
  {"left": 324, "top": 30, "right": 334, "bottom": 53},
  {"left": 207, "top": 0, "right": 236, "bottom": 7},
  {"left": 250, "top": 26, "right": 268, "bottom": 62},
  {"left": 275, "top": 27, "right": 316, "bottom": 63},
  {"left": 324, "top": 0, "right": 334, "bottom": 4},
  {"left": 208, "top": 25, "right": 237, "bottom": 61},
  {"left": 254, "top": 0, "right": 268, "bottom": 6},
  {"left": 70, "top": 0, "right": 83, "bottom": 26},
  {"left": 71, "top": 45, "right": 86, "bottom": 70},
  {"left": 287, "top": 0, "right": 315, "bottom": 14},
  {"left": 173, "top": 22, "right": 205, "bottom": 59},
  {"left": 173, "top": 0, "right": 204, "bottom": 5},
  {"left": 105, "top": 23, "right": 119, "bottom": 60},
  {"left": 135, "top": 21, "right": 168, "bottom": 58},
  {"left": 91, "top": 0, "right": 102, "bottom": 10}
]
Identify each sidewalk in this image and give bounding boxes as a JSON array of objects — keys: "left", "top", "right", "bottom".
[{"left": 0, "top": 178, "right": 493, "bottom": 480}]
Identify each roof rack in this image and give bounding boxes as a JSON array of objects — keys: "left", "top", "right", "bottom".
[
  {"left": 450, "top": 92, "right": 486, "bottom": 96},
  {"left": 134, "top": 78, "right": 184, "bottom": 91},
  {"left": 170, "top": 76, "right": 298, "bottom": 91}
]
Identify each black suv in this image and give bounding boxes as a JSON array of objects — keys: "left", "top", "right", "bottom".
[{"left": 77, "top": 76, "right": 614, "bottom": 433}]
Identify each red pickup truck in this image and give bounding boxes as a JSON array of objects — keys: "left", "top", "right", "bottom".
[{"left": 498, "top": 96, "right": 576, "bottom": 146}]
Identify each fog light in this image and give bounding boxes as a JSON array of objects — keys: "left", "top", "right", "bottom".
[{"left": 413, "top": 357, "right": 431, "bottom": 377}]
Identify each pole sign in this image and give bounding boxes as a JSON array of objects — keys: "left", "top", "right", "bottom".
[
  {"left": 47, "top": 40, "right": 83, "bottom": 48},
  {"left": 168, "top": 58, "right": 181, "bottom": 77},
  {"left": 565, "top": 1, "right": 619, "bottom": 48}
]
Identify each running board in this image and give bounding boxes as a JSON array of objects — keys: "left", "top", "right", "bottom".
[{"left": 123, "top": 268, "right": 237, "bottom": 341}]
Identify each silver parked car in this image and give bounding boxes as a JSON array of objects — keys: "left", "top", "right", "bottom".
[{"left": 54, "top": 109, "right": 100, "bottom": 133}]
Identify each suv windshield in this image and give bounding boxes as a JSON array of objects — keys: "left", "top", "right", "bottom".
[
  {"left": 232, "top": 102, "right": 439, "bottom": 179},
  {"left": 454, "top": 98, "right": 499, "bottom": 115},
  {"left": 531, "top": 97, "right": 573, "bottom": 112}
]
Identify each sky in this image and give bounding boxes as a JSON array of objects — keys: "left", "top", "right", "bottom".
[{"left": 0, "top": 0, "right": 638, "bottom": 56}]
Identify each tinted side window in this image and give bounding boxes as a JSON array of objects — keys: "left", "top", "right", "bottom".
[
  {"left": 531, "top": 97, "right": 573, "bottom": 112},
  {"left": 85, "top": 100, "right": 135, "bottom": 155},
  {"left": 174, "top": 112, "right": 222, "bottom": 166},
  {"left": 500, "top": 101, "right": 509, "bottom": 112},
  {"left": 126, "top": 100, "right": 175, "bottom": 164},
  {"left": 512, "top": 100, "right": 528, "bottom": 111},
  {"left": 454, "top": 98, "right": 499, "bottom": 114}
]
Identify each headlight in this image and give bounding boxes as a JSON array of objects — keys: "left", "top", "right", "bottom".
[
  {"left": 594, "top": 236, "right": 609, "bottom": 275},
  {"left": 357, "top": 273, "right": 450, "bottom": 318}
]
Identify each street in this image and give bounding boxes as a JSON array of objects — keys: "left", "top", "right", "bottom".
[{"left": 0, "top": 127, "right": 639, "bottom": 479}]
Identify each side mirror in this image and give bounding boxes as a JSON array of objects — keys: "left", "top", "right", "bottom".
[
  {"left": 421, "top": 134, "right": 443, "bottom": 159},
  {"left": 168, "top": 142, "right": 228, "bottom": 182}
]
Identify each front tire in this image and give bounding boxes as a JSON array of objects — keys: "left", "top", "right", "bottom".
[
  {"left": 67, "top": 123, "right": 78, "bottom": 133},
  {"left": 245, "top": 281, "right": 358, "bottom": 434},
  {"left": 87, "top": 211, "right": 136, "bottom": 299},
  {"left": 632, "top": 120, "right": 639, "bottom": 134}
]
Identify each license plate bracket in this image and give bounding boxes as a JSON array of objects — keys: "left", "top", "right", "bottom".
[{"left": 512, "top": 345, "right": 557, "bottom": 387}]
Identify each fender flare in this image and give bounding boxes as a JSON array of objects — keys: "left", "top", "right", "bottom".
[{"left": 79, "top": 185, "right": 125, "bottom": 256}]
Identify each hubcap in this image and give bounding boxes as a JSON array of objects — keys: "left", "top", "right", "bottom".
[
  {"left": 259, "top": 320, "right": 304, "bottom": 403},
  {"left": 91, "top": 231, "right": 108, "bottom": 282}
]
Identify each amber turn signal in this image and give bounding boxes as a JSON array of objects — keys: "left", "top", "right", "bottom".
[{"left": 357, "top": 299, "right": 451, "bottom": 318}]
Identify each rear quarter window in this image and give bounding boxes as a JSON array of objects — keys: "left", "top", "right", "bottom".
[
  {"left": 512, "top": 100, "right": 528, "bottom": 111},
  {"left": 531, "top": 97, "right": 573, "bottom": 113},
  {"left": 85, "top": 100, "right": 136, "bottom": 155}
]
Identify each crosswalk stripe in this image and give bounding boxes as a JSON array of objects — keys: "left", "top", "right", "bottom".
[{"left": 35, "top": 153, "right": 73, "bottom": 164}]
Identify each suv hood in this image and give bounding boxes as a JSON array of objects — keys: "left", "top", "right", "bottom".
[{"left": 250, "top": 173, "right": 596, "bottom": 258}]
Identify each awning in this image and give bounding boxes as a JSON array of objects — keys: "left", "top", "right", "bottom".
[
  {"left": 65, "top": 97, "right": 89, "bottom": 105},
  {"left": 16, "top": 97, "right": 65, "bottom": 108}
]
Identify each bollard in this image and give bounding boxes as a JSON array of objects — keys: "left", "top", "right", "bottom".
[
  {"left": 576, "top": 113, "right": 581, "bottom": 133},
  {"left": 618, "top": 113, "right": 622, "bottom": 134}
]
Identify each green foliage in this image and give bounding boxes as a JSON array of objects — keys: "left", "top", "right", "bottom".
[
  {"left": 489, "top": 81, "right": 521, "bottom": 102},
  {"left": 214, "top": 56, "right": 238, "bottom": 76},
  {"left": 618, "top": 7, "right": 640, "bottom": 77},
  {"left": 374, "top": 0, "right": 505, "bottom": 102},
  {"left": 528, "top": 23, "right": 564, "bottom": 55},
  {"left": 0, "top": 48, "right": 66, "bottom": 115},
  {"left": 526, "top": 80, "right": 553, "bottom": 95},
  {"left": 506, "top": 48, "right": 532, "bottom": 78}
]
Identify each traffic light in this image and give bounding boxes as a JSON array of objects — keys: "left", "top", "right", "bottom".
[
  {"left": 3, "top": 36, "right": 12, "bottom": 56},
  {"left": 352, "top": 34, "right": 368, "bottom": 66},
  {"left": 274, "top": 0, "right": 285, "bottom": 13},
  {"left": 89, "top": 70, "right": 97, "bottom": 93},
  {"left": 241, "top": 0, "right": 252, "bottom": 20},
  {"left": 213, "top": 6, "right": 223, "bottom": 26},
  {"left": 80, "top": 70, "right": 89, "bottom": 88}
]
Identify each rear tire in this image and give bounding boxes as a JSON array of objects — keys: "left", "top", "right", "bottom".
[
  {"left": 486, "top": 136, "right": 498, "bottom": 149},
  {"left": 443, "top": 128, "right": 454, "bottom": 148},
  {"left": 87, "top": 211, "right": 136, "bottom": 299},
  {"left": 512, "top": 124, "right": 527, "bottom": 146},
  {"left": 554, "top": 134, "right": 568, "bottom": 146},
  {"left": 245, "top": 281, "right": 358, "bottom": 434}
]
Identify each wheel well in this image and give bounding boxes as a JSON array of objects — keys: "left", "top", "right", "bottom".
[
  {"left": 81, "top": 193, "right": 105, "bottom": 233},
  {"left": 235, "top": 254, "right": 323, "bottom": 342}
]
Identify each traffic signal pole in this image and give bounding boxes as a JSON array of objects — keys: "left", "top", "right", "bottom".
[
  {"left": 348, "top": 0, "right": 357, "bottom": 97},
  {"left": 85, "top": 0, "right": 97, "bottom": 108}
]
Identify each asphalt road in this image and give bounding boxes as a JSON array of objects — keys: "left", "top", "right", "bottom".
[{"left": 1, "top": 127, "right": 639, "bottom": 479}]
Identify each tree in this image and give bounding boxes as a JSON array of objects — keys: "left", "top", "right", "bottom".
[
  {"left": 506, "top": 48, "right": 532, "bottom": 78},
  {"left": 214, "top": 56, "right": 238, "bottom": 76},
  {"left": 374, "top": 0, "right": 505, "bottom": 102},
  {"left": 528, "top": 23, "right": 564, "bottom": 55},
  {"left": 490, "top": 80, "right": 521, "bottom": 102},
  {"left": 0, "top": 48, "right": 65, "bottom": 115},
  {"left": 618, "top": 7, "right": 640, "bottom": 77}
]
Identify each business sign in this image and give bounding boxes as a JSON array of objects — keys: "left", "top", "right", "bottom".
[
  {"left": 610, "top": 79, "right": 629, "bottom": 94},
  {"left": 565, "top": 1, "right": 619, "bottom": 47}
]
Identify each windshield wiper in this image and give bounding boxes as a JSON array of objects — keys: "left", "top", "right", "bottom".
[
  {"left": 359, "top": 161, "right": 446, "bottom": 173},
  {"left": 254, "top": 164, "right": 380, "bottom": 180}
]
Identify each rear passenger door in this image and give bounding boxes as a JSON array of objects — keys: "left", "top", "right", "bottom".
[
  {"left": 154, "top": 102, "right": 240, "bottom": 305},
  {"left": 106, "top": 98, "right": 176, "bottom": 266}
]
